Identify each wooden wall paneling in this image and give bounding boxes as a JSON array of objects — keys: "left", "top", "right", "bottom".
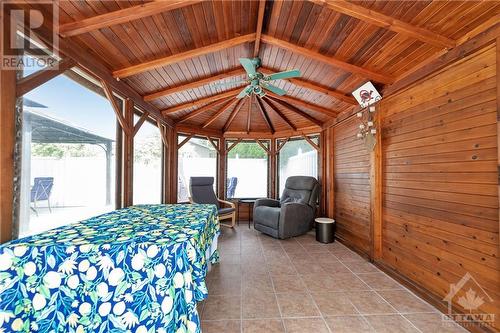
[
  {"left": 0, "top": 69, "right": 17, "bottom": 243},
  {"left": 379, "top": 44, "right": 499, "bottom": 332}
]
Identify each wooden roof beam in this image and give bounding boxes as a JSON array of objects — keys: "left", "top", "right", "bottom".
[
  {"left": 260, "top": 67, "right": 356, "bottom": 105},
  {"left": 313, "top": 0, "right": 455, "bottom": 49},
  {"left": 162, "top": 88, "right": 240, "bottom": 115},
  {"left": 266, "top": 92, "right": 337, "bottom": 117},
  {"left": 59, "top": 0, "right": 202, "bottom": 37},
  {"left": 255, "top": 97, "right": 275, "bottom": 133},
  {"left": 223, "top": 97, "right": 248, "bottom": 132},
  {"left": 261, "top": 34, "right": 394, "bottom": 84},
  {"left": 253, "top": 0, "right": 267, "bottom": 57},
  {"left": 266, "top": 97, "right": 323, "bottom": 128},
  {"left": 261, "top": 97, "right": 297, "bottom": 131},
  {"left": 202, "top": 99, "right": 239, "bottom": 128},
  {"left": 176, "top": 97, "right": 234, "bottom": 124},
  {"left": 144, "top": 68, "right": 245, "bottom": 101},
  {"left": 114, "top": 33, "right": 256, "bottom": 78}
]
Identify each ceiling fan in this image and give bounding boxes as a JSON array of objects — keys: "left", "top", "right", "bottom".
[{"left": 215, "top": 58, "right": 301, "bottom": 99}]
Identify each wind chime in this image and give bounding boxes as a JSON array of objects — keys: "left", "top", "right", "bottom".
[{"left": 356, "top": 105, "right": 377, "bottom": 150}]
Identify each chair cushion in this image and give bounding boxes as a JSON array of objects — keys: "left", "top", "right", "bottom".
[
  {"left": 254, "top": 206, "right": 281, "bottom": 230},
  {"left": 218, "top": 207, "right": 235, "bottom": 215},
  {"left": 190, "top": 177, "right": 219, "bottom": 208}
]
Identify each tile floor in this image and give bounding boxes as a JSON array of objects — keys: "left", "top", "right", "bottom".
[{"left": 200, "top": 225, "right": 468, "bottom": 333}]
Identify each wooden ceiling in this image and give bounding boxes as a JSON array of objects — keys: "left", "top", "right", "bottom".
[{"left": 55, "top": 0, "right": 500, "bottom": 136}]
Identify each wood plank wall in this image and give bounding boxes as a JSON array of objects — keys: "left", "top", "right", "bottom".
[
  {"left": 329, "top": 42, "right": 499, "bottom": 331},
  {"left": 333, "top": 116, "right": 372, "bottom": 256},
  {"left": 379, "top": 43, "right": 499, "bottom": 329}
]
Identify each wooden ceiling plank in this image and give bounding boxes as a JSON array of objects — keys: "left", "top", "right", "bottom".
[
  {"left": 16, "top": 58, "right": 76, "bottom": 97},
  {"left": 261, "top": 97, "right": 297, "bottom": 131},
  {"left": 176, "top": 97, "right": 234, "bottom": 123},
  {"left": 114, "top": 33, "right": 256, "bottom": 78},
  {"left": 256, "top": 97, "right": 275, "bottom": 133},
  {"left": 266, "top": 97, "right": 323, "bottom": 127},
  {"left": 253, "top": 0, "right": 267, "bottom": 57},
  {"left": 162, "top": 88, "right": 241, "bottom": 114},
  {"left": 266, "top": 92, "right": 337, "bottom": 117},
  {"left": 202, "top": 99, "right": 239, "bottom": 128},
  {"left": 261, "top": 34, "right": 394, "bottom": 84},
  {"left": 223, "top": 97, "right": 247, "bottom": 132},
  {"left": 144, "top": 68, "right": 245, "bottom": 101},
  {"left": 314, "top": 0, "right": 455, "bottom": 49},
  {"left": 60, "top": 0, "right": 203, "bottom": 37},
  {"left": 259, "top": 67, "right": 356, "bottom": 105}
]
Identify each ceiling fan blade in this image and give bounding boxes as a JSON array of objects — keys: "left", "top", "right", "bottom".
[
  {"left": 239, "top": 58, "right": 257, "bottom": 76},
  {"left": 262, "top": 83, "right": 287, "bottom": 96},
  {"left": 266, "top": 69, "right": 301, "bottom": 81},
  {"left": 237, "top": 85, "right": 252, "bottom": 99},
  {"left": 212, "top": 80, "right": 247, "bottom": 88}
]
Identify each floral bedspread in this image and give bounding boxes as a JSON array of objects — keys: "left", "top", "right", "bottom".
[{"left": 0, "top": 204, "right": 220, "bottom": 333}]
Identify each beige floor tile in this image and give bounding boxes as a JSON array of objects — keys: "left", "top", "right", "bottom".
[
  {"left": 404, "top": 313, "right": 468, "bottom": 333},
  {"left": 342, "top": 260, "right": 380, "bottom": 273},
  {"left": 271, "top": 273, "right": 307, "bottom": 293},
  {"left": 242, "top": 291, "right": 281, "bottom": 319},
  {"left": 311, "top": 292, "right": 359, "bottom": 316},
  {"left": 319, "top": 261, "right": 351, "bottom": 274},
  {"left": 201, "top": 320, "right": 241, "bottom": 333},
  {"left": 347, "top": 291, "right": 398, "bottom": 314},
  {"left": 292, "top": 258, "right": 326, "bottom": 274},
  {"left": 242, "top": 273, "right": 274, "bottom": 293},
  {"left": 324, "top": 315, "right": 374, "bottom": 333},
  {"left": 276, "top": 292, "right": 320, "bottom": 318},
  {"left": 242, "top": 319, "right": 285, "bottom": 333},
  {"left": 357, "top": 272, "right": 404, "bottom": 290},
  {"left": 208, "top": 277, "right": 241, "bottom": 296},
  {"left": 378, "top": 290, "right": 437, "bottom": 313},
  {"left": 365, "top": 314, "right": 420, "bottom": 332},
  {"left": 283, "top": 318, "right": 330, "bottom": 333},
  {"left": 202, "top": 295, "right": 241, "bottom": 320}
]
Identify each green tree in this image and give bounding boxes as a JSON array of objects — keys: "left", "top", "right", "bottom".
[{"left": 227, "top": 142, "right": 267, "bottom": 158}]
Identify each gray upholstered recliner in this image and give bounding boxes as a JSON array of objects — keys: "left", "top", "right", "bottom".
[
  {"left": 253, "top": 176, "right": 320, "bottom": 239},
  {"left": 189, "top": 177, "right": 236, "bottom": 228}
]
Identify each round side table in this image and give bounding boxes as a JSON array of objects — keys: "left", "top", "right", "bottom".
[{"left": 315, "top": 218, "right": 335, "bottom": 243}]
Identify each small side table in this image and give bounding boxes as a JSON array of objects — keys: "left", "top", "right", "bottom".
[
  {"left": 240, "top": 199, "right": 256, "bottom": 229},
  {"left": 315, "top": 218, "right": 335, "bottom": 243}
]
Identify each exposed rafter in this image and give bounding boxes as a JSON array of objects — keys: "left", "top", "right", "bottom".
[
  {"left": 261, "top": 34, "right": 394, "bottom": 84},
  {"left": 223, "top": 98, "right": 247, "bottom": 132},
  {"left": 59, "top": 0, "right": 202, "bottom": 37},
  {"left": 313, "top": 0, "right": 455, "bottom": 49},
  {"left": 261, "top": 97, "right": 296, "bottom": 131},
  {"left": 202, "top": 99, "right": 239, "bottom": 128},
  {"left": 114, "top": 33, "right": 256, "bottom": 78},
  {"left": 16, "top": 58, "right": 76, "bottom": 97},
  {"left": 255, "top": 97, "right": 275, "bottom": 133},
  {"left": 144, "top": 68, "right": 245, "bottom": 101},
  {"left": 260, "top": 67, "right": 356, "bottom": 105},
  {"left": 162, "top": 88, "right": 241, "bottom": 115},
  {"left": 253, "top": 0, "right": 267, "bottom": 57},
  {"left": 266, "top": 92, "right": 337, "bottom": 117},
  {"left": 266, "top": 97, "right": 323, "bottom": 128},
  {"left": 176, "top": 97, "right": 233, "bottom": 123}
]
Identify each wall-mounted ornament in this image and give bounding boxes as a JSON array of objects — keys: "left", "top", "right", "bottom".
[
  {"left": 352, "top": 81, "right": 382, "bottom": 108},
  {"left": 356, "top": 105, "right": 378, "bottom": 151}
]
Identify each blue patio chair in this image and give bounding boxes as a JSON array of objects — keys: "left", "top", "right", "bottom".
[
  {"left": 226, "top": 177, "right": 238, "bottom": 198},
  {"left": 30, "top": 177, "right": 54, "bottom": 216}
]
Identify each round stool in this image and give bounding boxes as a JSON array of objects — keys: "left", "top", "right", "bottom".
[{"left": 315, "top": 218, "right": 335, "bottom": 243}]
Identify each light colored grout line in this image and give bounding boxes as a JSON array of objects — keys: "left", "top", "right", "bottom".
[{"left": 266, "top": 238, "right": 287, "bottom": 333}]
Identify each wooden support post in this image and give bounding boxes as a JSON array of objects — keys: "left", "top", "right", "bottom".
[
  {"left": 497, "top": 37, "right": 500, "bottom": 244},
  {"left": 0, "top": 69, "right": 17, "bottom": 243},
  {"left": 123, "top": 99, "right": 134, "bottom": 207},
  {"left": 270, "top": 139, "right": 277, "bottom": 199},
  {"left": 157, "top": 121, "right": 171, "bottom": 204},
  {"left": 115, "top": 120, "right": 123, "bottom": 209},
  {"left": 370, "top": 106, "right": 383, "bottom": 260},
  {"left": 218, "top": 138, "right": 226, "bottom": 199},
  {"left": 170, "top": 129, "right": 179, "bottom": 203},
  {"left": 325, "top": 126, "right": 335, "bottom": 218},
  {"left": 318, "top": 132, "right": 326, "bottom": 216}
]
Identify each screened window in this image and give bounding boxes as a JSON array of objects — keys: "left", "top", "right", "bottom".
[
  {"left": 226, "top": 141, "right": 268, "bottom": 199},
  {"left": 278, "top": 136, "right": 319, "bottom": 196},
  {"left": 177, "top": 135, "right": 218, "bottom": 203},
  {"left": 133, "top": 115, "right": 162, "bottom": 204},
  {"left": 19, "top": 70, "right": 116, "bottom": 237}
]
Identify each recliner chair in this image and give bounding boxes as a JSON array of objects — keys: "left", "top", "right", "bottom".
[{"left": 253, "top": 176, "right": 320, "bottom": 239}]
